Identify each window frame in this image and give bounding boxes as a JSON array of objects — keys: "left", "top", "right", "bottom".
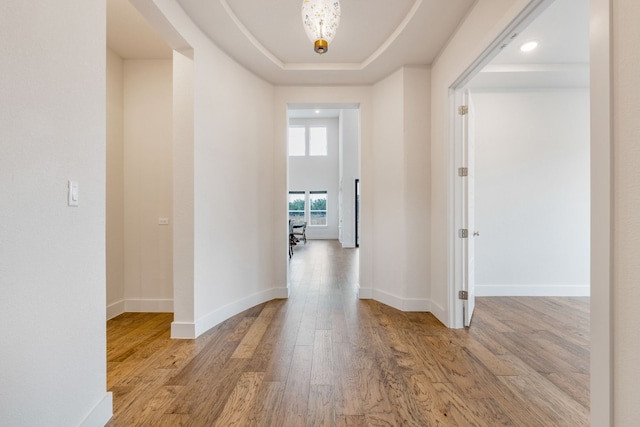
[
  {"left": 308, "top": 126, "right": 328, "bottom": 156},
  {"left": 287, "top": 124, "right": 328, "bottom": 157},
  {"left": 288, "top": 126, "right": 306, "bottom": 157},
  {"left": 288, "top": 191, "right": 306, "bottom": 222},
  {"left": 308, "top": 190, "right": 328, "bottom": 227}
]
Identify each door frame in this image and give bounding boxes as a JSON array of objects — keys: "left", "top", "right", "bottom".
[
  {"left": 448, "top": 0, "right": 554, "bottom": 329},
  {"left": 355, "top": 178, "right": 360, "bottom": 248},
  {"left": 447, "top": 0, "right": 612, "bottom": 423}
]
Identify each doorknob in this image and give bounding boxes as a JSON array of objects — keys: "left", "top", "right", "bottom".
[{"left": 473, "top": 231, "right": 479, "bottom": 236}]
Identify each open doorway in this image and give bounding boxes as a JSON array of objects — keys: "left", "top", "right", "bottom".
[
  {"left": 450, "top": 0, "right": 590, "bottom": 327},
  {"left": 286, "top": 104, "right": 361, "bottom": 280},
  {"left": 451, "top": 0, "right": 596, "bottom": 419}
]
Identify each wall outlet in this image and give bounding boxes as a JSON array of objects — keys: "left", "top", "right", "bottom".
[{"left": 158, "top": 218, "right": 169, "bottom": 225}]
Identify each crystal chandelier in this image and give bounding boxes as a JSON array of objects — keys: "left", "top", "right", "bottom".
[{"left": 301, "top": 0, "right": 341, "bottom": 54}]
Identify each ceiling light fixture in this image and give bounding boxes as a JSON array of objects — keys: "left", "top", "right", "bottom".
[
  {"left": 302, "top": 0, "right": 341, "bottom": 55},
  {"left": 520, "top": 41, "right": 539, "bottom": 52}
]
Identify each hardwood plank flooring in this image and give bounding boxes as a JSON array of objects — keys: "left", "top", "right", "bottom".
[{"left": 106, "top": 240, "right": 589, "bottom": 426}]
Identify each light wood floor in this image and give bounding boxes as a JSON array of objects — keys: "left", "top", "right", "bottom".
[{"left": 106, "top": 240, "right": 590, "bottom": 426}]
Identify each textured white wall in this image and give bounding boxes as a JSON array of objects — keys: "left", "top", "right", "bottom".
[
  {"left": 172, "top": 50, "right": 195, "bottom": 335},
  {"left": 372, "top": 69, "right": 408, "bottom": 305},
  {"left": 123, "top": 59, "right": 174, "bottom": 313},
  {"left": 139, "top": 1, "right": 280, "bottom": 338},
  {"left": 371, "top": 67, "right": 431, "bottom": 309},
  {"left": 473, "top": 89, "right": 590, "bottom": 296},
  {"left": 107, "top": 48, "right": 126, "bottom": 318},
  {"left": 403, "top": 67, "right": 431, "bottom": 303},
  {"left": 0, "top": 1, "right": 111, "bottom": 425},
  {"left": 613, "top": 0, "right": 640, "bottom": 423},
  {"left": 289, "top": 117, "right": 340, "bottom": 239}
]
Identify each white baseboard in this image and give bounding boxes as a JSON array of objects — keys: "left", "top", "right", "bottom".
[
  {"left": 124, "top": 299, "right": 174, "bottom": 313},
  {"left": 358, "top": 287, "right": 432, "bottom": 312},
  {"left": 106, "top": 300, "right": 125, "bottom": 320},
  {"left": 79, "top": 392, "right": 112, "bottom": 427},
  {"left": 106, "top": 299, "right": 174, "bottom": 320},
  {"left": 358, "top": 285, "right": 373, "bottom": 299},
  {"left": 475, "top": 284, "right": 590, "bottom": 297},
  {"left": 172, "top": 287, "right": 289, "bottom": 339},
  {"left": 429, "top": 301, "right": 448, "bottom": 327},
  {"left": 171, "top": 321, "right": 196, "bottom": 339},
  {"left": 373, "top": 289, "right": 431, "bottom": 312}
]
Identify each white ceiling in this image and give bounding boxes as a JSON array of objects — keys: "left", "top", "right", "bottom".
[
  {"left": 107, "top": 0, "right": 172, "bottom": 59},
  {"left": 107, "top": 0, "right": 475, "bottom": 84},
  {"left": 106, "top": 0, "right": 589, "bottom": 88},
  {"left": 468, "top": 0, "right": 590, "bottom": 89}
]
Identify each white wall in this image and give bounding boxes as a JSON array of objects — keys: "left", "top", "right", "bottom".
[
  {"left": 172, "top": 50, "right": 195, "bottom": 337},
  {"left": 138, "top": 1, "right": 281, "bottom": 338},
  {"left": 403, "top": 67, "right": 432, "bottom": 303},
  {"left": 106, "top": 57, "right": 173, "bottom": 319},
  {"left": 288, "top": 117, "right": 340, "bottom": 239},
  {"left": 122, "top": 59, "right": 174, "bottom": 314},
  {"left": 0, "top": 0, "right": 111, "bottom": 425},
  {"left": 371, "top": 67, "right": 431, "bottom": 310},
  {"left": 612, "top": 0, "right": 640, "bottom": 423},
  {"left": 107, "top": 48, "right": 125, "bottom": 319},
  {"left": 473, "top": 89, "right": 590, "bottom": 296},
  {"left": 339, "top": 109, "right": 360, "bottom": 248},
  {"left": 372, "top": 70, "right": 407, "bottom": 304}
]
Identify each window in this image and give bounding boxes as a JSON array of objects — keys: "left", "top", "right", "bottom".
[
  {"left": 309, "top": 191, "right": 327, "bottom": 226},
  {"left": 288, "top": 127, "right": 306, "bottom": 156},
  {"left": 309, "top": 126, "right": 328, "bottom": 156},
  {"left": 288, "top": 125, "right": 328, "bottom": 156},
  {"left": 288, "top": 192, "right": 305, "bottom": 222}
]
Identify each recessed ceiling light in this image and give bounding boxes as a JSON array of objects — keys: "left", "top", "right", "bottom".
[
  {"left": 520, "top": 41, "right": 538, "bottom": 52},
  {"left": 315, "top": 110, "right": 320, "bottom": 114}
]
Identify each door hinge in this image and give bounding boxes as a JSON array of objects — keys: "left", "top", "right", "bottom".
[
  {"left": 458, "top": 105, "right": 468, "bottom": 115},
  {"left": 458, "top": 229, "right": 468, "bottom": 238},
  {"left": 459, "top": 290, "right": 469, "bottom": 300},
  {"left": 458, "top": 167, "right": 468, "bottom": 177}
]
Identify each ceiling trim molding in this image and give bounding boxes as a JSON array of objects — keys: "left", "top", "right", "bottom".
[
  {"left": 220, "top": 0, "right": 423, "bottom": 72},
  {"left": 360, "top": 0, "right": 423, "bottom": 68},
  {"left": 219, "top": 0, "right": 285, "bottom": 68}
]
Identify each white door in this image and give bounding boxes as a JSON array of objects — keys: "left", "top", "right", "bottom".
[{"left": 462, "top": 89, "right": 476, "bottom": 327}]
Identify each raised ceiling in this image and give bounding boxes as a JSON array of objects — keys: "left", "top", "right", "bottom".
[
  {"left": 109, "top": 0, "right": 475, "bottom": 85},
  {"left": 107, "top": 0, "right": 589, "bottom": 88}
]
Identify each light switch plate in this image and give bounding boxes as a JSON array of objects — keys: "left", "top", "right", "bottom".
[{"left": 68, "top": 181, "right": 79, "bottom": 207}]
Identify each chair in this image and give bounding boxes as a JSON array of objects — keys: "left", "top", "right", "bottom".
[
  {"left": 289, "top": 220, "right": 296, "bottom": 258},
  {"left": 291, "top": 221, "right": 307, "bottom": 244}
]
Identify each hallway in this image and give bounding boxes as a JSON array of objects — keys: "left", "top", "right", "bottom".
[{"left": 107, "top": 240, "right": 589, "bottom": 426}]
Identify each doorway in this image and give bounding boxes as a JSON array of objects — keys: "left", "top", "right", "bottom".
[
  {"left": 286, "top": 104, "right": 361, "bottom": 289},
  {"left": 447, "top": 0, "right": 612, "bottom": 423}
]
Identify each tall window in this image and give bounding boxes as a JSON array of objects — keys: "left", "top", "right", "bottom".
[
  {"left": 288, "top": 192, "right": 305, "bottom": 221},
  {"left": 309, "top": 126, "right": 328, "bottom": 156},
  {"left": 288, "top": 125, "right": 328, "bottom": 156},
  {"left": 309, "top": 191, "right": 327, "bottom": 226},
  {"left": 288, "top": 127, "right": 306, "bottom": 156}
]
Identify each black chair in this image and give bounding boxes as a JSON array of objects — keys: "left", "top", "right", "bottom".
[
  {"left": 289, "top": 220, "right": 296, "bottom": 258},
  {"left": 291, "top": 221, "right": 307, "bottom": 244}
]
